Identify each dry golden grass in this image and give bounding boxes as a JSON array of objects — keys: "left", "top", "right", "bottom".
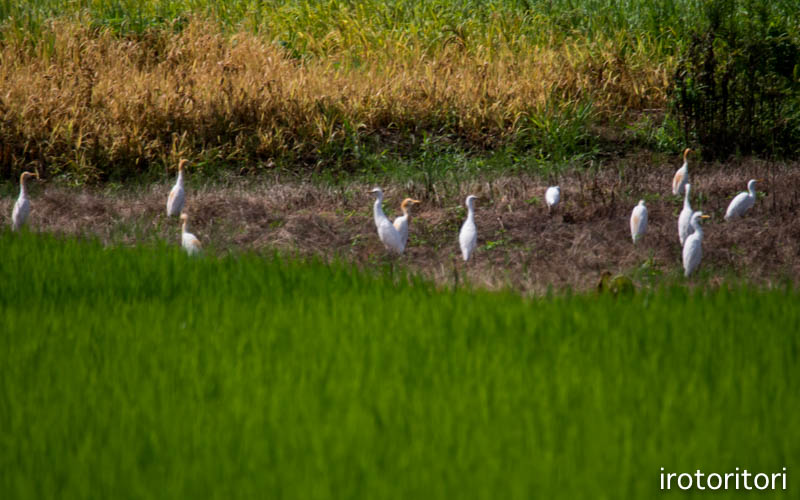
[{"left": 0, "top": 19, "right": 670, "bottom": 182}]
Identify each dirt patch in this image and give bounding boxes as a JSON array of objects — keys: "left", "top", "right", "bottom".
[{"left": 4, "top": 157, "right": 799, "bottom": 294}]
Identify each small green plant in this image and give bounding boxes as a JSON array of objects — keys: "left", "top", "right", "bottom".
[
  {"left": 525, "top": 196, "right": 541, "bottom": 206},
  {"left": 516, "top": 98, "right": 598, "bottom": 167},
  {"left": 632, "top": 255, "right": 664, "bottom": 287},
  {"left": 627, "top": 113, "right": 684, "bottom": 153}
]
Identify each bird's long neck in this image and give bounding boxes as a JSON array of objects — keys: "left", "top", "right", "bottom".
[
  {"left": 691, "top": 219, "right": 703, "bottom": 239},
  {"left": 182, "top": 220, "right": 189, "bottom": 234},
  {"left": 373, "top": 195, "right": 385, "bottom": 223},
  {"left": 466, "top": 201, "right": 475, "bottom": 221},
  {"left": 19, "top": 176, "right": 28, "bottom": 198},
  {"left": 683, "top": 187, "right": 691, "bottom": 209},
  {"left": 176, "top": 169, "right": 185, "bottom": 187},
  {"left": 748, "top": 183, "right": 757, "bottom": 197}
]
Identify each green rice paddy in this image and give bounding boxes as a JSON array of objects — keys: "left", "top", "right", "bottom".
[{"left": 1, "top": 230, "right": 798, "bottom": 498}]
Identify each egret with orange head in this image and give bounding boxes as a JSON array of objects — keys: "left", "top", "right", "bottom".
[
  {"left": 672, "top": 148, "right": 692, "bottom": 196},
  {"left": 393, "top": 198, "right": 421, "bottom": 251},
  {"left": 167, "top": 159, "right": 187, "bottom": 217},
  {"left": 180, "top": 212, "right": 202, "bottom": 256}
]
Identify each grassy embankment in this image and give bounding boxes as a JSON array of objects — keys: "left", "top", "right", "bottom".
[{"left": 2, "top": 230, "right": 799, "bottom": 498}]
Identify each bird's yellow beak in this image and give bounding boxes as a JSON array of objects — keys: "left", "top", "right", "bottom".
[
  {"left": 411, "top": 199, "right": 421, "bottom": 204},
  {"left": 701, "top": 215, "right": 710, "bottom": 219}
]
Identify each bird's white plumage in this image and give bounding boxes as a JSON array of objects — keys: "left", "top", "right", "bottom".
[
  {"left": 459, "top": 195, "right": 478, "bottom": 261},
  {"left": 371, "top": 188, "right": 404, "bottom": 254},
  {"left": 724, "top": 179, "right": 758, "bottom": 221},
  {"left": 630, "top": 200, "right": 648, "bottom": 244},
  {"left": 682, "top": 211, "right": 709, "bottom": 277},
  {"left": 180, "top": 213, "right": 202, "bottom": 256},
  {"left": 166, "top": 160, "right": 187, "bottom": 217},
  {"left": 678, "top": 183, "right": 694, "bottom": 246},
  {"left": 11, "top": 172, "right": 35, "bottom": 231},
  {"left": 672, "top": 148, "right": 691, "bottom": 196},
  {"left": 672, "top": 167, "right": 687, "bottom": 197},
  {"left": 392, "top": 216, "right": 408, "bottom": 248},
  {"left": 392, "top": 198, "right": 420, "bottom": 251},
  {"left": 545, "top": 186, "right": 560, "bottom": 211},
  {"left": 11, "top": 197, "right": 30, "bottom": 231}
]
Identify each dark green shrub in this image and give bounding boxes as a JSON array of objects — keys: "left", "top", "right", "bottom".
[{"left": 672, "top": 0, "right": 800, "bottom": 159}]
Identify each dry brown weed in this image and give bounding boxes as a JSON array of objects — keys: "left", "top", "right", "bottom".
[{"left": 0, "top": 19, "right": 669, "bottom": 181}]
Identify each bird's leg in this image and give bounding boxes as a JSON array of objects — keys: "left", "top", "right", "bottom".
[{"left": 462, "top": 255, "right": 471, "bottom": 283}]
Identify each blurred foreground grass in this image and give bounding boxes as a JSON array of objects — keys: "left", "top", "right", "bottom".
[{"left": 1, "top": 231, "right": 798, "bottom": 498}]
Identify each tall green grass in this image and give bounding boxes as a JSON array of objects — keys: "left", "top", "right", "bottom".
[
  {"left": 1, "top": 231, "right": 798, "bottom": 498},
  {"left": 4, "top": 0, "right": 797, "bottom": 56}
]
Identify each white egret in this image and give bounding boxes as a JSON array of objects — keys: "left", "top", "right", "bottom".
[
  {"left": 459, "top": 195, "right": 478, "bottom": 261},
  {"left": 370, "top": 188, "right": 404, "bottom": 254},
  {"left": 672, "top": 148, "right": 692, "bottom": 196},
  {"left": 392, "top": 198, "right": 421, "bottom": 251},
  {"left": 630, "top": 200, "right": 648, "bottom": 244},
  {"left": 682, "top": 211, "right": 710, "bottom": 277},
  {"left": 180, "top": 213, "right": 202, "bottom": 256},
  {"left": 166, "top": 159, "right": 187, "bottom": 217},
  {"left": 11, "top": 171, "right": 39, "bottom": 231},
  {"left": 724, "top": 179, "right": 760, "bottom": 221},
  {"left": 678, "top": 183, "right": 694, "bottom": 246},
  {"left": 545, "top": 186, "right": 560, "bottom": 212}
]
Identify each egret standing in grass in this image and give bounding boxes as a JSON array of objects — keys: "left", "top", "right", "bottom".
[
  {"left": 393, "top": 198, "right": 421, "bottom": 251},
  {"left": 180, "top": 213, "right": 202, "bottom": 256},
  {"left": 11, "top": 171, "right": 39, "bottom": 231},
  {"left": 370, "top": 187, "right": 404, "bottom": 254},
  {"left": 678, "top": 183, "right": 694, "bottom": 246},
  {"left": 672, "top": 148, "right": 691, "bottom": 196},
  {"left": 545, "top": 186, "right": 560, "bottom": 213},
  {"left": 166, "top": 159, "right": 187, "bottom": 217},
  {"left": 630, "top": 200, "right": 648, "bottom": 244},
  {"left": 682, "top": 211, "right": 710, "bottom": 277},
  {"left": 459, "top": 195, "right": 478, "bottom": 261},
  {"left": 724, "top": 179, "right": 760, "bottom": 221}
]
